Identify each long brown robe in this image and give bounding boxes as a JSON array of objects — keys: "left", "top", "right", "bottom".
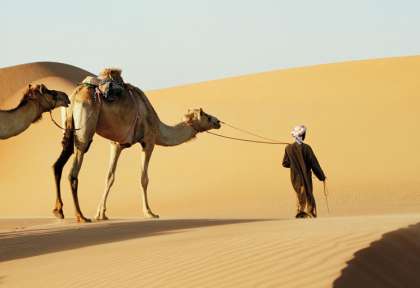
[{"left": 282, "top": 142, "right": 326, "bottom": 217}]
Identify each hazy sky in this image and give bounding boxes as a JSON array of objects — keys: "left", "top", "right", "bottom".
[{"left": 1, "top": 0, "right": 420, "bottom": 89}]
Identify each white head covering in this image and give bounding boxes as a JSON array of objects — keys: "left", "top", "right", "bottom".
[{"left": 291, "top": 125, "right": 307, "bottom": 144}]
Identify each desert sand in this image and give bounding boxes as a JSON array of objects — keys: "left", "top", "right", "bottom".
[{"left": 0, "top": 57, "right": 419, "bottom": 287}]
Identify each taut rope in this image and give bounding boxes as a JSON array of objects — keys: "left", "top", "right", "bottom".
[
  {"left": 220, "top": 121, "right": 284, "bottom": 142},
  {"left": 206, "top": 121, "right": 290, "bottom": 145},
  {"left": 206, "top": 131, "right": 289, "bottom": 145}
]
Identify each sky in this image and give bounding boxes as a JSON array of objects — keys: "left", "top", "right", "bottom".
[{"left": 1, "top": 0, "right": 420, "bottom": 90}]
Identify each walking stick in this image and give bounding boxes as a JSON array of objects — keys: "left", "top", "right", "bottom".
[{"left": 323, "top": 180, "right": 330, "bottom": 214}]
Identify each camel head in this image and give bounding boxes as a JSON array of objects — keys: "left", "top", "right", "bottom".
[
  {"left": 184, "top": 108, "right": 221, "bottom": 132},
  {"left": 26, "top": 84, "right": 70, "bottom": 110}
]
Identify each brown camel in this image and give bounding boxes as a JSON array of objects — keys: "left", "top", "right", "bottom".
[
  {"left": 52, "top": 69, "right": 221, "bottom": 222},
  {"left": 0, "top": 84, "right": 70, "bottom": 139}
]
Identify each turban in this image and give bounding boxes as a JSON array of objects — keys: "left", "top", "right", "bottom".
[{"left": 291, "top": 125, "right": 307, "bottom": 144}]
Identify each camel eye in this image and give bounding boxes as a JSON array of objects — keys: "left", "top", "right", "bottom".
[{"left": 207, "top": 116, "right": 211, "bottom": 121}]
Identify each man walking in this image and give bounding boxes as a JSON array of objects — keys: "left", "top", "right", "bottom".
[{"left": 282, "top": 125, "right": 326, "bottom": 218}]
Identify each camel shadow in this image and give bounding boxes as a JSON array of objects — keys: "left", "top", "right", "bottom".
[
  {"left": 333, "top": 222, "right": 420, "bottom": 288},
  {"left": 0, "top": 218, "right": 268, "bottom": 262}
]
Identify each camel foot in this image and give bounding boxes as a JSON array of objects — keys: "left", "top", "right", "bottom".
[
  {"left": 76, "top": 215, "right": 92, "bottom": 223},
  {"left": 144, "top": 211, "right": 159, "bottom": 219},
  {"left": 95, "top": 213, "right": 109, "bottom": 221},
  {"left": 53, "top": 208, "right": 64, "bottom": 219}
]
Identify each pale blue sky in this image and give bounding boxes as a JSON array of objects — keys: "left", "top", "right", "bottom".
[{"left": 1, "top": 0, "right": 419, "bottom": 89}]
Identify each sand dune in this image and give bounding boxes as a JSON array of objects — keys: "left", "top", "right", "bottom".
[
  {"left": 0, "top": 62, "right": 92, "bottom": 109},
  {"left": 0, "top": 215, "right": 419, "bottom": 287},
  {"left": 0, "top": 57, "right": 419, "bottom": 219},
  {"left": 1, "top": 57, "right": 420, "bottom": 287}
]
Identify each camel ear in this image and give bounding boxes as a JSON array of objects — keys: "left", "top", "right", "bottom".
[
  {"left": 184, "top": 111, "right": 195, "bottom": 123},
  {"left": 199, "top": 108, "right": 204, "bottom": 116},
  {"left": 38, "top": 84, "right": 45, "bottom": 94},
  {"left": 26, "top": 84, "right": 35, "bottom": 98}
]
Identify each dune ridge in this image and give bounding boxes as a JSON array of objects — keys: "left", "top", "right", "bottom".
[{"left": 0, "top": 62, "right": 92, "bottom": 108}]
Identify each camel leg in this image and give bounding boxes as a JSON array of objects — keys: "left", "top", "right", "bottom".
[
  {"left": 68, "top": 147, "right": 91, "bottom": 223},
  {"left": 140, "top": 145, "right": 159, "bottom": 219},
  {"left": 52, "top": 144, "right": 73, "bottom": 218},
  {"left": 52, "top": 126, "right": 74, "bottom": 219},
  {"left": 95, "top": 142, "right": 123, "bottom": 220},
  {"left": 67, "top": 100, "right": 99, "bottom": 223}
]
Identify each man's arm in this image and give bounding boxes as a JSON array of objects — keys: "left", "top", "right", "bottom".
[{"left": 307, "top": 145, "right": 326, "bottom": 181}]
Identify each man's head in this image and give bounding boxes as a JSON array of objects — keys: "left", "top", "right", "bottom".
[{"left": 291, "top": 125, "right": 307, "bottom": 144}]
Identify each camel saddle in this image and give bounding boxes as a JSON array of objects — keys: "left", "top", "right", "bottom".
[{"left": 82, "top": 76, "right": 125, "bottom": 102}]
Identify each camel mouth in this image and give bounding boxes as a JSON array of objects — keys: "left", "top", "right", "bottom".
[
  {"left": 51, "top": 90, "right": 70, "bottom": 108},
  {"left": 61, "top": 95, "right": 71, "bottom": 107},
  {"left": 57, "top": 98, "right": 70, "bottom": 108}
]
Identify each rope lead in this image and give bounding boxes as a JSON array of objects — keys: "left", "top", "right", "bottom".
[
  {"left": 206, "top": 131, "right": 289, "bottom": 145},
  {"left": 206, "top": 121, "right": 290, "bottom": 145}
]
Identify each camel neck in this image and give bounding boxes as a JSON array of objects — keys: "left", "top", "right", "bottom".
[
  {"left": 156, "top": 121, "right": 198, "bottom": 146},
  {"left": 0, "top": 101, "right": 41, "bottom": 139}
]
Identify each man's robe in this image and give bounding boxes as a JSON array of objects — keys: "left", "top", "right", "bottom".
[{"left": 282, "top": 142, "right": 325, "bottom": 217}]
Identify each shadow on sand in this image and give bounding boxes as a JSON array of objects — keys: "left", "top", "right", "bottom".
[
  {"left": 0, "top": 218, "right": 267, "bottom": 262},
  {"left": 333, "top": 222, "right": 420, "bottom": 288}
]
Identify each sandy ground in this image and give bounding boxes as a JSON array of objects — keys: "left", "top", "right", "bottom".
[
  {"left": 1, "top": 215, "right": 419, "bottom": 287},
  {"left": 1, "top": 57, "right": 420, "bottom": 287}
]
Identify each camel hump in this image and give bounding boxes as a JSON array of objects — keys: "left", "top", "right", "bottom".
[{"left": 82, "top": 76, "right": 101, "bottom": 87}]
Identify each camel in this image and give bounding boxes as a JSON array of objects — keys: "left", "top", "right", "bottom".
[
  {"left": 0, "top": 84, "right": 70, "bottom": 139},
  {"left": 52, "top": 69, "right": 221, "bottom": 222}
]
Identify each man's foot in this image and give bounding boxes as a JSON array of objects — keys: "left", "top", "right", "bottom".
[{"left": 295, "top": 211, "right": 310, "bottom": 219}]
